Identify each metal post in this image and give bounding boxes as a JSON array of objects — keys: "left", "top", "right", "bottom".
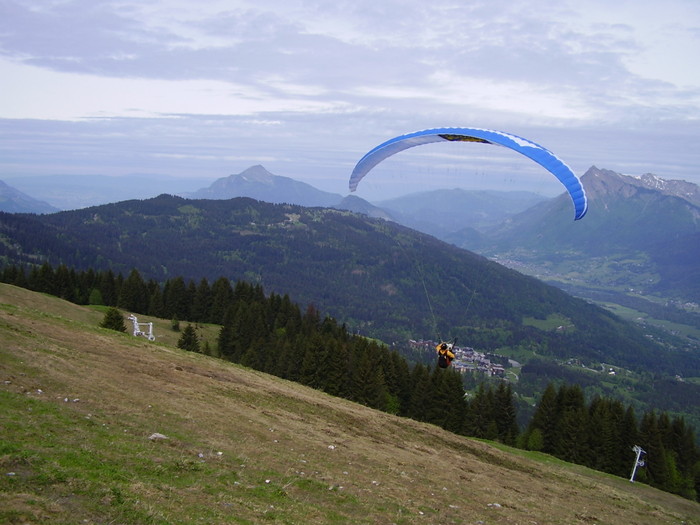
[{"left": 629, "top": 445, "right": 646, "bottom": 482}]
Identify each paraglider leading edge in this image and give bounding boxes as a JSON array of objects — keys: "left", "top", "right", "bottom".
[{"left": 348, "top": 127, "right": 588, "bottom": 221}]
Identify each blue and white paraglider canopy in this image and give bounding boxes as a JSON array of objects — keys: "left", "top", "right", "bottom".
[{"left": 349, "top": 127, "right": 588, "bottom": 220}]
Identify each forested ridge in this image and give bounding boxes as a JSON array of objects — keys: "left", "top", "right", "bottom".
[
  {"left": 0, "top": 195, "right": 697, "bottom": 379},
  {"left": 2, "top": 265, "right": 699, "bottom": 501}
]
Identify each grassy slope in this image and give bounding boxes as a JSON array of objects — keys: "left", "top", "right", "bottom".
[{"left": 1, "top": 284, "right": 698, "bottom": 525}]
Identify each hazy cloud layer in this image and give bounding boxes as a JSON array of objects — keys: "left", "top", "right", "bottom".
[{"left": 1, "top": 0, "right": 699, "bottom": 198}]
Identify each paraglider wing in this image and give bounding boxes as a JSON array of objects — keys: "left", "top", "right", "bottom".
[{"left": 349, "top": 127, "right": 587, "bottom": 220}]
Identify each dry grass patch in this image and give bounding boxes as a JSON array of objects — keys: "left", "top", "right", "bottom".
[{"left": 1, "top": 283, "right": 699, "bottom": 524}]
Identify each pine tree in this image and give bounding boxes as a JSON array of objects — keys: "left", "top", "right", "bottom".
[
  {"left": 602, "top": 401, "right": 626, "bottom": 475},
  {"left": 350, "top": 344, "right": 387, "bottom": 410},
  {"left": 100, "top": 307, "right": 126, "bottom": 332},
  {"left": 425, "top": 367, "right": 453, "bottom": 429},
  {"left": 148, "top": 286, "right": 165, "bottom": 318},
  {"left": 467, "top": 384, "right": 496, "bottom": 440},
  {"left": 77, "top": 268, "right": 98, "bottom": 305},
  {"left": 177, "top": 324, "right": 200, "bottom": 353},
  {"left": 209, "top": 277, "right": 233, "bottom": 324},
  {"left": 525, "top": 383, "right": 558, "bottom": 453},
  {"left": 320, "top": 339, "right": 350, "bottom": 398},
  {"left": 238, "top": 302, "right": 268, "bottom": 359},
  {"left": 554, "top": 384, "right": 589, "bottom": 463},
  {"left": 441, "top": 369, "right": 468, "bottom": 434},
  {"left": 163, "top": 276, "right": 189, "bottom": 321},
  {"left": 99, "top": 270, "right": 118, "bottom": 306},
  {"left": 639, "top": 411, "right": 671, "bottom": 489},
  {"left": 587, "top": 396, "right": 609, "bottom": 471},
  {"left": 662, "top": 415, "right": 698, "bottom": 499},
  {"left": 615, "top": 406, "right": 640, "bottom": 477},
  {"left": 54, "top": 264, "right": 77, "bottom": 302},
  {"left": 1, "top": 265, "right": 27, "bottom": 288},
  {"left": 269, "top": 338, "right": 295, "bottom": 380},
  {"left": 298, "top": 342, "right": 320, "bottom": 388},
  {"left": 118, "top": 269, "right": 148, "bottom": 313},
  {"left": 217, "top": 305, "right": 238, "bottom": 360},
  {"left": 482, "top": 387, "right": 499, "bottom": 441},
  {"left": 29, "top": 262, "right": 55, "bottom": 295},
  {"left": 278, "top": 294, "right": 302, "bottom": 338},
  {"left": 385, "top": 351, "right": 413, "bottom": 417},
  {"left": 556, "top": 406, "right": 589, "bottom": 463},
  {"left": 301, "top": 304, "right": 321, "bottom": 335},
  {"left": 191, "top": 278, "right": 211, "bottom": 322},
  {"left": 494, "top": 382, "right": 519, "bottom": 445},
  {"left": 240, "top": 336, "right": 267, "bottom": 370},
  {"left": 408, "top": 364, "right": 431, "bottom": 422}
]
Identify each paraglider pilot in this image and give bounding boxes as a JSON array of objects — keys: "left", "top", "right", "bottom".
[{"left": 436, "top": 342, "right": 455, "bottom": 368}]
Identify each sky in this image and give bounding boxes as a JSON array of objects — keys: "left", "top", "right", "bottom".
[{"left": 1, "top": 0, "right": 699, "bottom": 200}]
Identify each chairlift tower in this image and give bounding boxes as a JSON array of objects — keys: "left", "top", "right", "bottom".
[
  {"left": 629, "top": 445, "right": 646, "bottom": 482},
  {"left": 127, "top": 314, "right": 155, "bottom": 341}
]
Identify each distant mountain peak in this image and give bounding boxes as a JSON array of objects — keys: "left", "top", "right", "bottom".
[
  {"left": 238, "top": 165, "right": 275, "bottom": 184},
  {"left": 634, "top": 173, "right": 700, "bottom": 206},
  {"left": 637, "top": 172, "right": 666, "bottom": 189},
  {"left": 582, "top": 167, "right": 700, "bottom": 207},
  {"left": 189, "top": 165, "right": 344, "bottom": 207}
]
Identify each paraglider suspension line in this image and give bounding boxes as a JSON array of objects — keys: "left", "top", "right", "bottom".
[
  {"left": 464, "top": 287, "right": 477, "bottom": 316},
  {"left": 419, "top": 270, "right": 440, "bottom": 341},
  {"left": 394, "top": 237, "right": 441, "bottom": 341}
]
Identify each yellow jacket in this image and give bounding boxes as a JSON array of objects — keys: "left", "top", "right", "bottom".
[{"left": 436, "top": 343, "right": 455, "bottom": 360}]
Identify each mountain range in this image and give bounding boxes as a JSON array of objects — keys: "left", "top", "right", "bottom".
[
  {"left": 2, "top": 164, "right": 699, "bottom": 327},
  {"left": 2, "top": 173, "right": 213, "bottom": 211},
  {"left": 0, "top": 165, "right": 546, "bottom": 225},
  {"left": 464, "top": 167, "right": 700, "bottom": 310}
]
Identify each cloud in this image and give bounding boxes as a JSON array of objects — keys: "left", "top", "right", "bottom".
[{"left": 0, "top": 0, "right": 699, "bottom": 197}]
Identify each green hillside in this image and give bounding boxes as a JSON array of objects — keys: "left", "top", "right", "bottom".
[
  {"left": 0, "top": 195, "right": 696, "bottom": 379},
  {"left": 2, "top": 284, "right": 699, "bottom": 524}
]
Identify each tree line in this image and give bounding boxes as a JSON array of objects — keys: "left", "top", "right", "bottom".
[
  {"left": 1, "top": 262, "right": 698, "bottom": 501},
  {"left": 522, "top": 383, "right": 698, "bottom": 498}
]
